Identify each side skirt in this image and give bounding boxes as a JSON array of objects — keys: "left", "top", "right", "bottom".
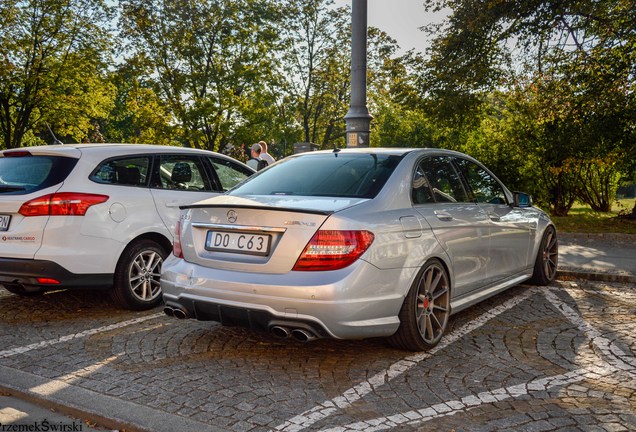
[{"left": 450, "top": 272, "right": 533, "bottom": 315}]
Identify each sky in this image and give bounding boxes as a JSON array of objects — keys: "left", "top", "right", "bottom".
[{"left": 333, "top": 0, "right": 448, "bottom": 54}]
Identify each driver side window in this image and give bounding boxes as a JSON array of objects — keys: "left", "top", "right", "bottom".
[{"left": 454, "top": 158, "right": 507, "bottom": 205}]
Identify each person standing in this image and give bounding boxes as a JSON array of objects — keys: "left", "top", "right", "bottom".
[
  {"left": 258, "top": 141, "right": 275, "bottom": 165},
  {"left": 247, "top": 143, "right": 268, "bottom": 171}
]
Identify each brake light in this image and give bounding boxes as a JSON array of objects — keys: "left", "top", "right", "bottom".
[
  {"left": 3, "top": 150, "right": 32, "bottom": 157},
  {"left": 173, "top": 220, "right": 184, "bottom": 258},
  {"left": 19, "top": 193, "right": 109, "bottom": 216},
  {"left": 292, "top": 230, "right": 374, "bottom": 271}
]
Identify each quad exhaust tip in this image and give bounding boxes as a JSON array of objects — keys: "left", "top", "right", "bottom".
[
  {"left": 163, "top": 305, "right": 189, "bottom": 319},
  {"left": 270, "top": 326, "right": 291, "bottom": 339},
  {"left": 270, "top": 326, "right": 318, "bottom": 342}
]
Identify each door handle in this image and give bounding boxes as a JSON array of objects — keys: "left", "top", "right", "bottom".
[
  {"left": 434, "top": 211, "right": 453, "bottom": 221},
  {"left": 488, "top": 213, "right": 501, "bottom": 222},
  {"left": 166, "top": 201, "right": 181, "bottom": 208}
]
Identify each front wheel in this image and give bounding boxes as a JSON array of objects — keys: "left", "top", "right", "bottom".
[
  {"left": 529, "top": 226, "right": 558, "bottom": 285},
  {"left": 388, "top": 259, "right": 451, "bottom": 351},
  {"left": 112, "top": 239, "right": 167, "bottom": 310}
]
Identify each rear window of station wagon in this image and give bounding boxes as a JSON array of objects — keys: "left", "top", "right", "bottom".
[{"left": 0, "top": 155, "right": 78, "bottom": 195}]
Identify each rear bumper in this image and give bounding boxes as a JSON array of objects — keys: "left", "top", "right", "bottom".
[
  {"left": 161, "top": 254, "right": 415, "bottom": 340},
  {"left": 0, "top": 257, "right": 112, "bottom": 291}
]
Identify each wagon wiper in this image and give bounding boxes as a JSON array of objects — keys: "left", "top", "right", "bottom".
[{"left": 0, "top": 185, "right": 25, "bottom": 192}]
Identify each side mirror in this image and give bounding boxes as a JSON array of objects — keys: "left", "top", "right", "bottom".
[{"left": 513, "top": 192, "right": 533, "bottom": 208}]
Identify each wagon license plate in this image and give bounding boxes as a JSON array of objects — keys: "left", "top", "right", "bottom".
[
  {"left": 0, "top": 215, "right": 10, "bottom": 231},
  {"left": 205, "top": 231, "right": 271, "bottom": 256}
]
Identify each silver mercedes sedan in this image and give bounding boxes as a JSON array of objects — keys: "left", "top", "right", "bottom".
[{"left": 161, "top": 148, "right": 558, "bottom": 351}]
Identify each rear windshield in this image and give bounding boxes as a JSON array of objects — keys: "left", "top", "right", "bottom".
[
  {"left": 230, "top": 153, "right": 403, "bottom": 199},
  {"left": 0, "top": 155, "right": 78, "bottom": 195}
]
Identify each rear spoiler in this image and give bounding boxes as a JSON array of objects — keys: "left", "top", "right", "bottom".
[{"left": 180, "top": 203, "right": 333, "bottom": 216}]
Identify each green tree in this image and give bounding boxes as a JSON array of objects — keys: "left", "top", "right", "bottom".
[
  {"left": 0, "top": 0, "right": 115, "bottom": 148},
  {"left": 120, "top": 0, "right": 281, "bottom": 151},
  {"left": 422, "top": 0, "right": 636, "bottom": 215},
  {"left": 103, "top": 56, "right": 175, "bottom": 145},
  {"left": 278, "top": 0, "right": 351, "bottom": 148}
]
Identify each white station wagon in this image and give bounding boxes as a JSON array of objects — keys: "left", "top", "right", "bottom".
[{"left": 0, "top": 144, "right": 254, "bottom": 309}]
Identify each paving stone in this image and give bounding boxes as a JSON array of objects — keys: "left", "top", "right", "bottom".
[{"left": 1, "top": 280, "right": 634, "bottom": 431}]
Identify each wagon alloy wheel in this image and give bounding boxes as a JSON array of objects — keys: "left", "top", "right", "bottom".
[
  {"left": 113, "top": 239, "right": 168, "bottom": 310},
  {"left": 389, "top": 259, "right": 451, "bottom": 351},
  {"left": 129, "top": 250, "right": 163, "bottom": 302},
  {"left": 530, "top": 226, "right": 559, "bottom": 285}
]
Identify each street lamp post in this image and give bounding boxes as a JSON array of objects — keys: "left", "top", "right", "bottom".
[{"left": 345, "top": 0, "right": 372, "bottom": 148}]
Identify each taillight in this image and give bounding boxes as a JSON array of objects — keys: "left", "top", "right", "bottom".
[
  {"left": 173, "top": 220, "right": 184, "bottom": 258},
  {"left": 19, "top": 193, "right": 109, "bottom": 216},
  {"left": 292, "top": 230, "right": 375, "bottom": 271}
]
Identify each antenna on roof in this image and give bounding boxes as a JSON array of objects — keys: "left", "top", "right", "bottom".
[
  {"left": 45, "top": 123, "right": 63, "bottom": 145},
  {"left": 333, "top": 144, "right": 340, "bottom": 153}
]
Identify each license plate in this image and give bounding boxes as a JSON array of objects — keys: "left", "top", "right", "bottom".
[
  {"left": 205, "top": 231, "right": 271, "bottom": 256},
  {"left": 0, "top": 215, "right": 10, "bottom": 231}
]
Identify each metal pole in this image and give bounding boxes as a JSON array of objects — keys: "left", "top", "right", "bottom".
[{"left": 345, "top": 0, "right": 372, "bottom": 148}]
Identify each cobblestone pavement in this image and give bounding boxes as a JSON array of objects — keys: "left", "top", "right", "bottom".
[{"left": 0, "top": 278, "right": 634, "bottom": 432}]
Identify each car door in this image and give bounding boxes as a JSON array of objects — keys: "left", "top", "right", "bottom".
[
  {"left": 453, "top": 157, "right": 534, "bottom": 281},
  {"left": 150, "top": 154, "right": 221, "bottom": 240},
  {"left": 204, "top": 155, "right": 254, "bottom": 192},
  {"left": 412, "top": 155, "right": 491, "bottom": 296}
]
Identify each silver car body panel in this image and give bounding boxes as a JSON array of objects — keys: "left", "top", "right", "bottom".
[{"left": 161, "top": 148, "right": 554, "bottom": 339}]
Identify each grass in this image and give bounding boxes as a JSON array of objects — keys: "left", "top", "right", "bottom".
[{"left": 550, "top": 198, "right": 636, "bottom": 234}]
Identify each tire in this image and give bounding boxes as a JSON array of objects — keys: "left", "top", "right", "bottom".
[
  {"left": 529, "top": 226, "right": 558, "bottom": 285},
  {"left": 112, "top": 239, "right": 167, "bottom": 310},
  {"left": 388, "top": 259, "right": 451, "bottom": 351}
]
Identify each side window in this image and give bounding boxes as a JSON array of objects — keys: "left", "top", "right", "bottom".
[
  {"left": 153, "top": 155, "right": 211, "bottom": 191},
  {"left": 454, "top": 158, "right": 507, "bottom": 205},
  {"left": 91, "top": 157, "right": 150, "bottom": 187},
  {"left": 419, "top": 156, "right": 469, "bottom": 203},
  {"left": 411, "top": 163, "right": 435, "bottom": 204},
  {"left": 208, "top": 157, "right": 252, "bottom": 191}
]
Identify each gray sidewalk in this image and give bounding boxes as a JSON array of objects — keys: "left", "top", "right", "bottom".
[{"left": 558, "top": 232, "right": 636, "bottom": 283}]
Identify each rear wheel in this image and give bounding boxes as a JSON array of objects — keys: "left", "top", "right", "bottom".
[
  {"left": 112, "top": 239, "right": 167, "bottom": 310},
  {"left": 529, "top": 226, "right": 558, "bottom": 285},
  {"left": 388, "top": 259, "right": 451, "bottom": 351}
]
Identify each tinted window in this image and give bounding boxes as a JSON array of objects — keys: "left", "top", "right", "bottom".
[
  {"left": 419, "top": 156, "right": 469, "bottom": 203},
  {"left": 454, "top": 158, "right": 507, "bottom": 204},
  {"left": 152, "top": 155, "right": 211, "bottom": 191},
  {"left": 91, "top": 157, "right": 150, "bottom": 187},
  {"left": 208, "top": 156, "right": 252, "bottom": 191},
  {"left": 230, "top": 153, "right": 403, "bottom": 199},
  {"left": 0, "top": 155, "right": 78, "bottom": 195},
  {"left": 412, "top": 163, "right": 435, "bottom": 204}
]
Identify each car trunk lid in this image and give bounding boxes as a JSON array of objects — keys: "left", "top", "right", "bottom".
[{"left": 180, "top": 195, "right": 367, "bottom": 273}]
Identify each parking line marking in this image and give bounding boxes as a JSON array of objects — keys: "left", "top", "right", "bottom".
[
  {"left": 273, "top": 288, "right": 538, "bottom": 432},
  {"left": 545, "top": 288, "right": 636, "bottom": 374},
  {"left": 312, "top": 288, "right": 636, "bottom": 432},
  {"left": 317, "top": 366, "right": 616, "bottom": 432},
  {"left": 0, "top": 313, "right": 163, "bottom": 359}
]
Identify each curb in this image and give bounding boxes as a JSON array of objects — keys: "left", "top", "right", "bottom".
[
  {"left": 559, "top": 232, "right": 636, "bottom": 244},
  {"left": 0, "top": 365, "right": 221, "bottom": 432}
]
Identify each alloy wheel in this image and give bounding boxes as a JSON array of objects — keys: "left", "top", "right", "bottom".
[{"left": 128, "top": 250, "right": 163, "bottom": 302}]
